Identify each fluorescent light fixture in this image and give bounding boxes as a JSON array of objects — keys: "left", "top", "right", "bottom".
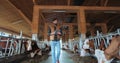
[{"left": 53, "top": 10, "right": 66, "bottom": 12}]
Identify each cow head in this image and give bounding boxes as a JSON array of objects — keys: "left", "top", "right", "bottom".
[
  {"left": 83, "top": 39, "right": 90, "bottom": 49},
  {"left": 26, "top": 40, "right": 32, "bottom": 51}
]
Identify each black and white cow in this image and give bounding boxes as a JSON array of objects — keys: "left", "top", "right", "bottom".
[{"left": 25, "top": 40, "right": 42, "bottom": 58}]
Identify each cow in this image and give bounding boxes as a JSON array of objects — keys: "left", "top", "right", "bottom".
[
  {"left": 95, "top": 36, "right": 120, "bottom": 63},
  {"left": 25, "top": 40, "right": 42, "bottom": 58},
  {"left": 80, "top": 35, "right": 120, "bottom": 63}
]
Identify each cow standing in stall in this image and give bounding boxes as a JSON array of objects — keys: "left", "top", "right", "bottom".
[
  {"left": 95, "top": 35, "right": 120, "bottom": 63},
  {"left": 25, "top": 40, "right": 42, "bottom": 58}
]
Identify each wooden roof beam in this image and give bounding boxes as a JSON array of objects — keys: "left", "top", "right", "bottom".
[
  {"left": 94, "top": 0, "right": 100, "bottom": 6},
  {"left": 105, "top": 15, "right": 120, "bottom": 23},
  {"left": 47, "top": 23, "right": 105, "bottom": 26},
  {"left": 104, "top": 0, "right": 109, "bottom": 6},
  {"left": 36, "top": 5, "right": 80, "bottom": 10},
  {"left": 18, "top": 10, "right": 32, "bottom": 26},
  {"left": 101, "top": 0, "right": 104, "bottom": 6},
  {"left": 67, "top": 0, "right": 71, "bottom": 6},
  {"left": 35, "top": 5, "right": 120, "bottom": 11},
  {"left": 100, "top": 0, "right": 109, "bottom": 6},
  {"left": 84, "top": 6, "right": 120, "bottom": 10},
  {"left": 39, "top": 12, "right": 46, "bottom": 22},
  {"left": 108, "top": 25, "right": 114, "bottom": 33},
  {"left": 65, "top": 23, "right": 105, "bottom": 26},
  {"left": 7, "top": 0, "right": 32, "bottom": 27}
]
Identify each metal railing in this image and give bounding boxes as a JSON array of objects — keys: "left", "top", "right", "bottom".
[
  {"left": 87, "top": 29, "right": 120, "bottom": 49},
  {"left": 0, "top": 37, "right": 26, "bottom": 58},
  {"left": 0, "top": 31, "right": 27, "bottom": 58}
]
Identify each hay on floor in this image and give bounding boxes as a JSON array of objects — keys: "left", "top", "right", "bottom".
[{"left": 72, "top": 56, "right": 98, "bottom": 63}]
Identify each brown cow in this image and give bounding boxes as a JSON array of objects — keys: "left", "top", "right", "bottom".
[
  {"left": 95, "top": 36, "right": 120, "bottom": 63},
  {"left": 105, "top": 36, "right": 120, "bottom": 60}
]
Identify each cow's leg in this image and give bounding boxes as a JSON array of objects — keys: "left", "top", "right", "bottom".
[
  {"left": 37, "top": 50, "right": 42, "bottom": 56},
  {"left": 30, "top": 52, "right": 35, "bottom": 58}
]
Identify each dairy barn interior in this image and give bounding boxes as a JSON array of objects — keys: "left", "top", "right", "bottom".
[{"left": 0, "top": 0, "right": 120, "bottom": 63}]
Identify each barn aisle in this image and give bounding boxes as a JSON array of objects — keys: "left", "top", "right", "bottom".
[
  {"left": 40, "top": 50, "right": 74, "bottom": 63},
  {"left": 20, "top": 49, "right": 75, "bottom": 63}
]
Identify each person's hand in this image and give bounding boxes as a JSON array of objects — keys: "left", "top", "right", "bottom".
[
  {"left": 57, "top": 32, "right": 61, "bottom": 35},
  {"left": 51, "top": 32, "right": 55, "bottom": 35}
]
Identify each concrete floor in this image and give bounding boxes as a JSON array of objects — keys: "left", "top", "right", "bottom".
[
  {"left": 20, "top": 50, "right": 75, "bottom": 63},
  {"left": 40, "top": 50, "right": 74, "bottom": 63}
]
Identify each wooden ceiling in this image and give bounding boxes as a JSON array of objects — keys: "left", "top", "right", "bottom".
[
  {"left": 0, "top": 0, "right": 120, "bottom": 37},
  {"left": 0, "top": 0, "right": 31, "bottom": 37}
]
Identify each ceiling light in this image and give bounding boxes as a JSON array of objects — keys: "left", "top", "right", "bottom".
[{"left": 53, "top": 10, "right": 66, "bottom": 12}]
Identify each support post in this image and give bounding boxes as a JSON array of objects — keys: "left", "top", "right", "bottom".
[
  {"left": 77, "top": 9, "right": 87, "bottom": 52},
  {"left": 32, "top": 5, "right": 39, "bottom": 41},
  {"left": 68, "top": 25, "right": 73, "bottom": 51},
  {"left": 44, "top": 23, "right": 48, "bottom": 43}
]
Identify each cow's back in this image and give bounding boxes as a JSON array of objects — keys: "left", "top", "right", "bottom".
[{"left": 105, "top": 36, "right": 120, "bottom": 56}]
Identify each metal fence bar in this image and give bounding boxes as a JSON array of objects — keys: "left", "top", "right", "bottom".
[
  {"left": 18, "top": 40, "right": 22, "bottom": 54},
  {"left": 4, "top": 38, "right": 9, "bottom": 57},
  {"left": 8, "top": 39, "right": 13, "bottom": 56}
]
